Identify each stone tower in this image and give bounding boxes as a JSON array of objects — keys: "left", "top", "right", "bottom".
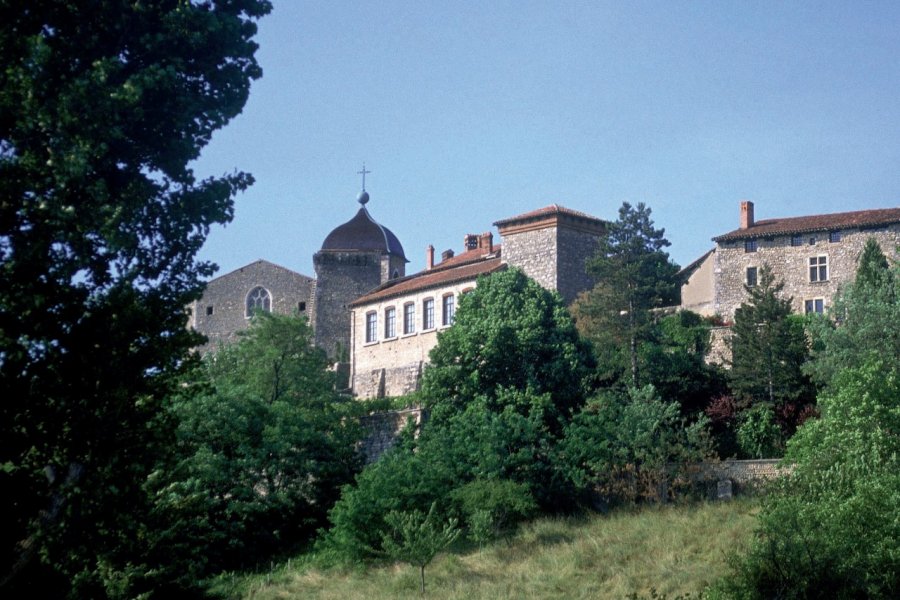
[
  {"left": 313, "top": 189, "right": 407, "bottom": 359},
  {"left": 493, "top": 205, "right": 606, "bottom": 304}
]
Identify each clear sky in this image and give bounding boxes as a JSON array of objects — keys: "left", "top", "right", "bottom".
[{"left": 193, "top": 0, "right": 900, "bottom": 279}]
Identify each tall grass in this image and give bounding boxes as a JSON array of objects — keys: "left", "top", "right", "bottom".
[{"left": 209, "top": 499, "right": 757, "bottom": 600}]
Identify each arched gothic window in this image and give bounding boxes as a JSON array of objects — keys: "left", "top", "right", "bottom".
[{"left": 246, "top": 286, "right": 271, "bottom": 317}]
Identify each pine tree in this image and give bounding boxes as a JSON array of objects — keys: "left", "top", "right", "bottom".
[
  {"left": 728, "top": 265, "right": 812, "bottom": 408},
  {"left": 573, "top": 202, "right": 680, "bottom": 387}
]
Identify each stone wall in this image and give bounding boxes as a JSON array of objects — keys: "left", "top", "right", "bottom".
[
  {"left": 680, "top": 250, "right": 716, "bottom": 316},
  {"left": 713, "top": 225, "right": 900, "bottom": 319},
  {"left": 359, "top": 407, "right": 426, "bottom": 463},
  {"left": 556, "top": 225, "right": 601, "bottom": 303},
  {"left": 502, "top": 226, "right": 558, "bottom": 293},
  {"left": 313, "top": 250, "right": 386, "bottom": 360},
  {"left": 190, "top": 260, "right": 315, "bottom": 353}
]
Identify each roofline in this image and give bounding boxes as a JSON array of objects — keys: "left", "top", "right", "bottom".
[
  {"left": 205, "top": 258, "right": 312, "bottom": 284},
  {"left": 712, "top": 207, "right": 900, "bottom": 242},
  {"left": 349, "top": 261, "right": 506, "bottom": 307}
]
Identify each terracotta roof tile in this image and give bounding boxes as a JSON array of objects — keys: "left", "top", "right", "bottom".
[
  {"left": 713, "top": 207, "right": 900, "bottom": 242},
  {"left": 493, "top": 204, "right": 604, "bottom": 227},
  {"left": 350, "top": 248, "right": 505, "bottom": 306}
]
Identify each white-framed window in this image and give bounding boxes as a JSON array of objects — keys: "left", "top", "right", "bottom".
[
  {"left": 365, "top": 311, "right": 377, "bottom": 343},
  {"left": 744, "top": 239, "right": 757, "bottom": 253},
  {"left": 746, "top": 266, "right": 758, "bottom": 287},
  {"left": 442, "top": 293, "right": 455, "bottom": 326},
  {"left": 403, "top": 302, "right": 415, "bottom": 335},
  {"left": 804, "top": 298, "right": 825, "bottom": 314},
  {"left": 384, "top": 307, "right": 396, "bottom": 338},
  {"left": 423, "top": 297, "right": 435, "bottom": 330},
  {"left": 246, "top": 286, "right": 271, "bottom": 317},
  {"left": 809, "top": 256, "right": 828, "bottom": 282}
]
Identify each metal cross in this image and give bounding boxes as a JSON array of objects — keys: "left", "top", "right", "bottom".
[{"left": 357, "top": 163, "right": 371, "bottom": 190}]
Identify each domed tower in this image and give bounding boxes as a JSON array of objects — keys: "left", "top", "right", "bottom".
[{"left": 313, "top": 186, "right": 407, "bottom": 360}]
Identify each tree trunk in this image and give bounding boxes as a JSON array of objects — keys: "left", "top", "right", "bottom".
[{"left": 420, "top": 564, "right": 426, "bottom": 594}]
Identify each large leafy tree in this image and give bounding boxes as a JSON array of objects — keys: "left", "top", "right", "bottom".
[
  {"left": 422, "top": 267, "right": 595, "bottom": 426},
  {"left": 572, "top": 202, "right": 680, "bottom": 387},
  {"left": 728, "top": 264, "right": 813, "bottom": 411},
  {"left": 152, "top": 313, "right": 362, "bottom": 586},
  {"left": 0, "top": 1, "right": 270, "bottom": 594}
]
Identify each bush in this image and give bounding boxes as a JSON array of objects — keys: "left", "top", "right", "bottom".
[{"left": 449, "top": 479, "right": 537, "bottom": 544}]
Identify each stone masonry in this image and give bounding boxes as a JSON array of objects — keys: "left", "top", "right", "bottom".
[{"left": 190, "top": 259, "right": 315, "bottom": 353}]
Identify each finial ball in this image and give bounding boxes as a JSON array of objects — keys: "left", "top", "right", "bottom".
[{"left": 357, "top": 190, "right": 370, "bottom": 205}]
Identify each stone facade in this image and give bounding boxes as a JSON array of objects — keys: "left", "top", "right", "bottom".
[
  {"left": 190, "top": 259, "right": 315, "bottom": 352},
  {"left": 682, "top": 202, "right": 900, "bottom": 320},
  {"left": 313, "top": 250, "right": 393, "bottom": 360},
  {"left": 494, "top": 205, "right": 606, "bottom": 304},
  {"left": 359, "top": 407, "right": 426, "bottom": 463}
]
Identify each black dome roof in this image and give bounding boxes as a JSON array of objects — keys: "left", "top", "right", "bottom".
[{"left": 321, "top": 206, "right": 407, "bottom": 260}]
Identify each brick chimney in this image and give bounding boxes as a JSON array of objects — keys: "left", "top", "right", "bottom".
[
  {"left": 478, "top": 232, "right": 494, "bottom": 252},
  {"left": 740, "top": 201, "right": 755, "bottom": 229},
  {"left": 426, "top": 245, "right": 434, "bottom": 270},
  {"left": 441, "top": 249, "right": 455, "bottom": 261}
]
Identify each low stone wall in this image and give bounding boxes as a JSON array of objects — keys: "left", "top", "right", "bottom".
[
  {"left": 358, "top": 407, "right": 426, "bottom": 464},
  {"left": 686, "top": 459, "right": 792, "bottom": 499}
]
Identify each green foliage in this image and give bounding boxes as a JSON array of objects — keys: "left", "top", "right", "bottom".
[
  {"left": 735, "top": 404, "right": 782, "bottom": 459},
  {"left": 449, "top": 479, "right": 537, "bottom": 545},
  {"left": 0, "top": 2, "right": 271, "bottom": 596},
  {"left": 381, "top": 502, "right": 460, "bottom": 594},
  {"left": 573, "top": 202, "right": 680, "bottom": 387},
  {"left": 805, "top": 238, "right": 899, "bottom": 389},
  {"left": 641, "top": 311, "right": 727, "bottom": 418},
  {"left": 721, "top": 359, "right": 900, "bottom": 598},
  {"left": 560, "top": 386, "right": 712, "bottom": 504},
  {"left": 151, "top": 313, "right": 362, "bottom": 585},
  {"left": 422, "top": 268, "right": 594, "bottom": 425},
  {"left": 728, "top": 264, "right": 814, "bottom": 413}
]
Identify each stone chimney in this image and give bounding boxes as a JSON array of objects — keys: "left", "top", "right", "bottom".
[
  {"left": 478, "top": 232, "right": 494, "bottom": 252},
  {"left": 441, "top": 249, "right": 455, "bottom": 261},
  {"left": 740, "top": 200, "right": 755, "bottom": 229},
  {"left": 426, "top": 245, "right": 434, "bottom": 270},
  {"left": 463, "top": 234, "right": 479, "bottom": 252}
]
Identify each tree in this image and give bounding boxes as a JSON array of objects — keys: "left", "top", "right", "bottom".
[
  {"left": 719, "top": 359, "right": 900, "bottom": 598},
  {"left": 572, "top": 202, "right": 680, "bottom": 387},
  {"left": 728, "top": 265, "right": 813, "bottom": 414},
  {"left": 560, "top": 385, "right": 711, "bottom": 504},
  {"left": 151, "top": 313, "right": 363, "bottom": 585},
  {"left": 381, "top": 502, "right": 460, "bottom": 595},
  {"left": 805, "top": 238, "right": 899, "bottom": 389},
  {"left": 0, "top": 1, "right": 271, "bottom": 595},
  {"left": 422, "top": 267, "right": 595, "bottom": 427}
]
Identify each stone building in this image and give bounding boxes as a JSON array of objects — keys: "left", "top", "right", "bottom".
[
  {"left": 349, "top": 205, "right": 606, "bottom": 398},
  {"left": 681, "top": 201, "right": 900, "bottom": 320},
  {"left": 188, "top": 259, "right": 316, "bottom": 352}
]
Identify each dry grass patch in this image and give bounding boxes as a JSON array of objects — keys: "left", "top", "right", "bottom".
[{"left": 210, "top": 499, "right": 758, "bottom": 600}]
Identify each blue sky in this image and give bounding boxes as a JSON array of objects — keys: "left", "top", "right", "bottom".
[{"left": 193, "top": 0, "right": 900, "bottom": 278}]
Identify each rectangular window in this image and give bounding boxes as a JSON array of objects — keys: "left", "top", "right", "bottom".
[
  {"left": 403, "top": 303, "right": 415, "bottom": 335},
  {"left": 808, "top": 236, "right": 816, "bottom": 245},
  {"left": 423, "top": 298, "right": 434, "bottom": 330},
  {"left": 805, "top": 299, "right": 825, "bottom": 314},
  {"left": 829, "top": 231, "right": 841, "bottom": 243},
  {"left": 365, "top": 312, "right": 377, "bottom": 343},
  {"left": 298, "top": 301, "right": 306, "bottom": 312},
  {"left": 744, "top": 239, "right": 757, "bottom": 253},
  {"left": 384, "top": 307, "right": 396, "bottom": 338},
  {"left": 790, "top": 235, "right": 803, "bottom": 247},
  {"left": 809, "top": 256, "right": 828, "bottom": 282},
  {"left": 206, "top": 305, "right": 214, "bottom": 316},
  {"left": 442, "top": 294, "right": 455, "bottom": 326},
  {"left": 746, "top": 266, "right": 758, "bottom": 287}
]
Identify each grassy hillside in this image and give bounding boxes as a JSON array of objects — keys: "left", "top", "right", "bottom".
[{"left": 209, "top": 499, "right": 757, "bottom": 600}]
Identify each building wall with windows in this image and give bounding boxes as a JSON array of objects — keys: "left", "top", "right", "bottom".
[
  {"left": 189, "top": 259, "right": 315, "bottom": 353},
  {"left": 683, "top": 202, "right": 900, "bottom": 321},
  {"left": 349, "top": 238, "right": 503, "bottom": 399}
]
